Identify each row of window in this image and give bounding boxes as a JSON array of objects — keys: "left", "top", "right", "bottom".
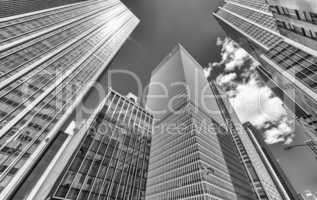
[
  {"left": 198, "top": 140, "right": 250, "bottom": 182},
  {"left": 224, "top": 3, "right": 278, "bottom": 31},
  {"left": 150, "top": 134, "right": 197, "bottom": 166},
  {"left": 199, "top": 152, "right": 253, "bottom": 196},
  {"left": 149, "top": 146, "right": 199, "bottom": 181},
  {"left": 147, "top": 182, "right": 238, "bottom": 200},
  {"left": 0, "top": 6, "right": 128, "bottom": 84},
  {"left": 52, "top": 90, "right": 152, "bottom": 200},
  {"left": 267, "top": 41, "right": 317, "bottom": 90},
  {"left": 151, "top": 103, "right": 254, "bottom": 183},
  {"left": 276, "top": 20, "right": 317, "bottom": 41},
  {"left": 105, "top": 91, "right": 153, "bottom": 135},
  {"left": 0, "top": 12, "right": 133, "bottom": 135},
  {"left": 0, "top": 19, "right": 139, "bottom": 193},
  {"left": 0, "top": 61, "right": 90, "bottom": 180},
  {"left": 0, "top": 40, "right": 94, "bottom": 126},
  {"left": 217, "top": 8, "right": 281, "bottom": 49},
  {"left": 270, "top": 5, "right": 317, "bottom": 25},
  {"left": 228, "top": 0, "right": 270, "bottom": 12},
  {"left": 0, "top": 1, "right": 119, "bottom": 45}
]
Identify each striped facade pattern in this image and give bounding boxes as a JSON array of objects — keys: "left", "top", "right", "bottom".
[
  {"left": 49, "top": 89, "right": 153, "bottom": 200},
  {"left": 0, "top": 0, "right": 88, "bottom": 18},
  {"left": 145, "top": 46, "right": 256, "bottom": 200},
  {"left": 146, "top": 102, "right": 256, "bottom": 200},
  {"left": 0, "top": 0, "right": 139, "bottom": 198}
]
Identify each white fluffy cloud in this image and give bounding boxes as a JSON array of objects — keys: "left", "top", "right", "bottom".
[
  {"left": 264, "top": 119, "right": 294, "bottom": 145},
  {"left": 214, "top": 38, "right": 250, "bottom": 72},
  {"left": 230, "top": 77, "right": 285, "bottom": 126},
  {"left": 65, "top": 121, "right": 76, "bottom": 135},
  {"left": 207, "top": 37, "right": 295, "bottom": 145},
  {"left": 203, "top": 66, "right": 212, "bottom": 78},
  {"left": 229, "top": 77, "right": 294, "bottom": 144},
  {"left": 217, "top": 73, "right": 237, "bottom": 86}
]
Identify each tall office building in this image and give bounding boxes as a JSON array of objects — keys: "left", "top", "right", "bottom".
[
  {"left": 0, "top": 0, "right": 88, "bottom": 18},
  {"left": 267, "top": 0, "right": 317, "bottom": 153},
  {"left": 0, "top": 0, "right": 139, "bottom": 199},
  {"left": 243, "top": 122, "right": 300, "bottom": 200},
  {"left": 210, "top": 82, "right": 290, "bottom": 200},
  {"left": 145, "top": 44, "right": 257, "bottom": 200},
  {"left": 39, "top": 88, "right": 153, "bottom": 200},
  {"left": 214, "top": 0, "right": 317, "bottom": 156}
]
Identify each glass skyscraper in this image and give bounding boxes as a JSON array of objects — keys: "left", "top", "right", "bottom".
[
  {"left": 0, "top": 0, "right": 139, "bottom": 199},
  {"left": 214, "top": 0, "right": 317, "bottom": 157},
  {"left": 44, "top": 88, "right": 153, "bottom": 200},
  {"left": 145, "top": 44, "right": 257, "bottom": 200},
  {"left": 267, "top": 0, "right": 317, "bottom": 151}
]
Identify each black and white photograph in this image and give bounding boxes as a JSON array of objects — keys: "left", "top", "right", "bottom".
[{"left": 0, "top": 0, "right": 316, "bottom": 199}]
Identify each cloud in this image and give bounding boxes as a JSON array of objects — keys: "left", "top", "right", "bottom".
[
  {"left": 217, "top": 73, "right": 237, "bottom": 86},
  {"left": 230, "top": 76, "right": 287, "bottom": 126},
  {"left": 303, "top": 191, "right": 317, "bottom": 199},
  {"left": 203, "top": 66, "right": 212, "bottom": 78},
  {"left": 213, "top": 38, "right": 250, "bottom": 72},
  {"left": 207, "top": 37, "right": 295, "bottom": 145},
  {"left": 264, "top": 119, "right": 294, "bottom": 145},
  {"left": 65, "top": 121, "right": 76, "bottom": 135}
]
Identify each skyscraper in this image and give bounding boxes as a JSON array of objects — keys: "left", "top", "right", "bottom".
[
  {"left": 145, "top": 44, "right": 257, "bottom": 200},
  {"left": 214, "top": 0, "right": 317, "bottom": 156},
  {"left": 267, "top": 0, "right": 317, "bottom": 154},
  {"left": 243, "top": 122, "right": 300, "bottom": 200},
  {"left": 39, "top": 88, "right": 153, "bottom": 200},
  {"left": 209, "top": 82, "right": 291, "bottom": 200},
  {"left": 0, "top": 0, "right": 139, "bottom": 199}
]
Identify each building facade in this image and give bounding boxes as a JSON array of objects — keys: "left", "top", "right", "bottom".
[
  {"left": 0, "top": 0, "right": 139, "bottom": 199},
  {"left": 243, "top": 122, "right": 300, "bottom": 200},
  {"left": 267, "top": 0, "right": 317, "bottom": 51},
  {"left": 267, "top": 0, "right": 317, "bottom": 151},
  {"left": 145, "top": 44, "right": 257, "bottom": 200},
  {"left": 42, "top": 89, "right": 153, "bottom": 200},
  {"left": 0, "top": 0, "right": 88, "bottom": 18},
  {"left": 214, "top": 0, "right": 317, "bottom": 157}
]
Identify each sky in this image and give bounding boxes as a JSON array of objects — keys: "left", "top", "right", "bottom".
[{"left": 106, "top": 0, "right": 317, "bottom": 194}]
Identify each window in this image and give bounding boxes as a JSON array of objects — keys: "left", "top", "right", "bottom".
[
  {"left": 269, "top": 5, "right": 278, "bottom": 14},
  {"left": 310, "top": 12, "right": 317, "bottom": 24},
  {"left": 304, "top": 11, "right": 313, "bottom": 22},
  {"left": 295, "top": 10, "right": 300, "bottom": 20}
]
